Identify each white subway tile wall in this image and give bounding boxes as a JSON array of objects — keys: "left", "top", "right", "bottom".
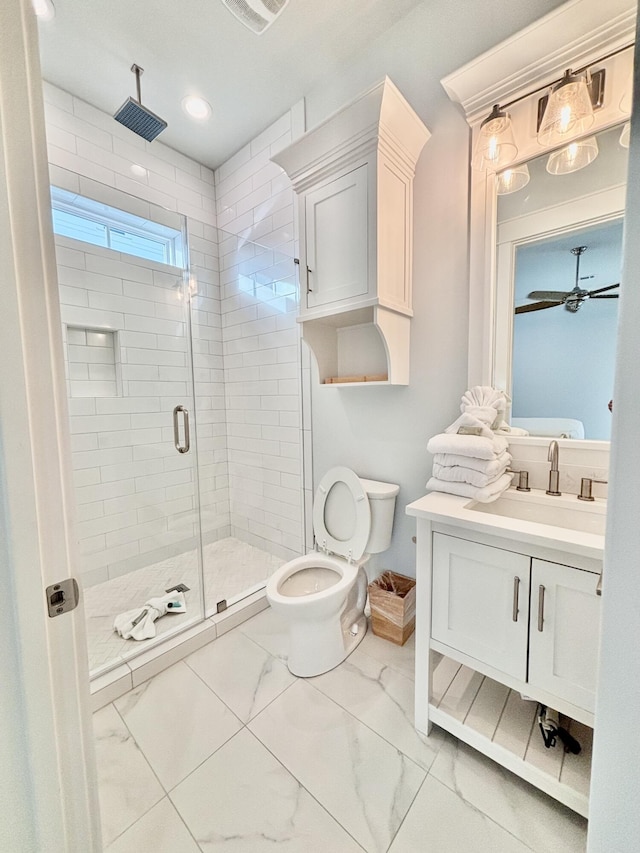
[
  {"left": 58, "top": 232, "right": 210, "bottom": 586},
  {"left": 45, "top": 82, "right": 305, "bottom": 590},
  {"left": 214, "top": 109, "right": 304, "bottom": 562}
]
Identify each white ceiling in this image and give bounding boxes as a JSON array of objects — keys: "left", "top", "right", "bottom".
[{"left": 36, "top": 0, "right": 426, "bottom": 169}]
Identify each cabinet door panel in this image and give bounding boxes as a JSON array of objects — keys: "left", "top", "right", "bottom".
[
  {"left": 305, "top": 165, "right": 368, "bottom": 309},
  {"left": 432, "top": 534, "right": 530, "bottom": 679},
  {"left": 529, "top": 559, "right": 601, "bottom": 713}
]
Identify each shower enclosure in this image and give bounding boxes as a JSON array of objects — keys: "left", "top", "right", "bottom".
[{"left": 52, "top": 169, "right": 303, "bottom": 676}]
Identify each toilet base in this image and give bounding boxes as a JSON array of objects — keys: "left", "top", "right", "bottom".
[{"left": 286, "top": 614, "right": 367, "bottom": 678}]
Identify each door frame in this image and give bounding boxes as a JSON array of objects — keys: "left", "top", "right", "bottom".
[{"left": 0, "top": 2, "right": 101, "bottom": 850}]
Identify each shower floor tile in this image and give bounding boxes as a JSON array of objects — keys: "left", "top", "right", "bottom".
[
  {"left": 96, "top": 610, "right": 589, "bottom": 853},
  {"left": 84, "top": 536, "right": 282, "bottom": 674}
]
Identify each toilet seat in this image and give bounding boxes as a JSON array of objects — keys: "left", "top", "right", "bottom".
[
  {"left": 268, "top": 552, "right": 358, "bottom": 609},
  {"left": 312, "top": 466, "right": 371, "bottom": 561}
]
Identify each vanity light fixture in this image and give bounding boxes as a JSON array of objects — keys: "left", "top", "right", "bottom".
[
  {"left": 471, "top": 105, "right": 518, "bottom": 172},
  {"left": 496, "top": 164, "right": 530, "bottom": 195},
  {"left": 473, "top": 44, "right": 633, "bottom": 176},
  {"left": 546, "top": 135, "right": 599, "bottom": 175}
]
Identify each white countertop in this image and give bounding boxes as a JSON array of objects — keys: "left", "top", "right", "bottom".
[{"left": 406, "top": 488, "right": 605, "bottom": 561}]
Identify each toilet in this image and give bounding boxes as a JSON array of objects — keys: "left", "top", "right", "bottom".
[{"left": 266, "top": 466, "right": 399, "bottom": 677}]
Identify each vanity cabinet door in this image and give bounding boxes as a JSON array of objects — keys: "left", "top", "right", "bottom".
[
  {"left": 431, "top": 534, "right": 530, "bottom": 679},
  {"left": 528, "top": 559, "right": 601, "bottom": 714},
  {"left": 303, "top": 164, "right": 369, "bottom": 311}
]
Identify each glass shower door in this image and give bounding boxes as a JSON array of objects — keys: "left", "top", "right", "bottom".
[{"left": 52, "top": 169, "right": 205, "bottom": 677}]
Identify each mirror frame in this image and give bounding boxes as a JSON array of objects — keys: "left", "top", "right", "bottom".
[{"left": 440, "top": 0, "right": 636, "bottom": 447}]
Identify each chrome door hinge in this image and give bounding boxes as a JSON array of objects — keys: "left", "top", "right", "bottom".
[{"left": 46, "top": 578, "right": 79, "bottom": 617}]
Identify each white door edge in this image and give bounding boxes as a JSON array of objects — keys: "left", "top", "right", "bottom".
[{"left": 0, "top": 3, "right": 101, "bottom": 851}]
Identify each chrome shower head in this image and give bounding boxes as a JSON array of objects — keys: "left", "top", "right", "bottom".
[{"left": 113, "top": 65, "right": 167, "bottom": 142}]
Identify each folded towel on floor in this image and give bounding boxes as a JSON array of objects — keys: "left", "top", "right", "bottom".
[
  {"left": 432, "top": 450, "right": 511, "bottom": 475},
  {"left": 113, "top": 591, "right": 186, "bottom": 641},
  {"left": 427, "top": 432, "right": 509, "bottom": 460},
  {"left": 432, "top": 460, "right": 510, "bottom": 488},
  {"left": 426, "top": 472, "right": 513, "bottom": 503}
]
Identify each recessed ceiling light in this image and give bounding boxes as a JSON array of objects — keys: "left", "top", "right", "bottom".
[
  {"left": 32, "top": 0, "right": 55, "bottom": 21},
  {"left": 182, "top": 96, "right": 212, "bottom": 121},
  {"left": 130, "top": 164, "right": 147, "bottom": 178}
]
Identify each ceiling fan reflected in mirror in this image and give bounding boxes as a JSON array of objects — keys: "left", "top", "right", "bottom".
[{"left": 515, "top": 246, "right": 620, "bottom": 314}]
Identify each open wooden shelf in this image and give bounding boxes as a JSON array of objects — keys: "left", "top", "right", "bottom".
[{"left": 429, "top": 655, "right": 592, "bottom": 817}]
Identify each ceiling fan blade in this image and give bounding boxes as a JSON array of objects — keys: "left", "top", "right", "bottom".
[
  {"left": 588, "top": 283, "right": 620, "bottom": 296},
  {"left": 590, "top": 294, "right": 619, "bottom": 299},
  {"left": 515, "top": 300, "right": 562, "bottom": 314},
  {"left": 526, "top": 290, "right": 570, "bottom": 300}
]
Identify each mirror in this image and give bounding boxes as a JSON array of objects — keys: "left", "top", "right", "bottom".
[{"left": 494, "top": 123, "right": 629, "bottom": 440}]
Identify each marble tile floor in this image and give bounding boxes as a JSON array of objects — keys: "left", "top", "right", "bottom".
[
  {"left": 95, "top": 607, "right": 589, "bottom": 853},
  {"left": 84, "top": 537, "right": 282, "bottom": 673}
]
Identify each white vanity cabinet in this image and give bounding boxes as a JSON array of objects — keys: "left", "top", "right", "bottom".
[
  {"left": 431, "top": 534, "right": 530, "bottom": 680},
  {"left": 407, "top": 490, "right": 606, "bottom": 817},
  {"left": 529, "top": 559, "right": 601, "bottom": 713},
  {"left": 432, "top": 533, "right": 601, "bottom": 714},
  {"left": 272, "top": 78, "right": 430, "bottom": 385}
]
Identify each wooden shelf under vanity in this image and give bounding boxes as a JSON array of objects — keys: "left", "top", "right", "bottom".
[{"left": 429, "top": 654, "right": 592, "bottom": 818}]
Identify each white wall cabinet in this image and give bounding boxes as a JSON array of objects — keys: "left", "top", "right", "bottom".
[
  {"left": 272, "top": 78, "right": 430, "bottom": 385},
  {"left": 304, "top": 166, "right": 369, "bottom": 310}
]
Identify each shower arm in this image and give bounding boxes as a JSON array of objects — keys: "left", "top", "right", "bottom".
[{"left": 131, "top": 64, "right": 143, "bottom": 104}]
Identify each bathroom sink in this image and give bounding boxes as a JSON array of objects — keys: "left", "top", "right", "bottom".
[{"left": 466, "top": 490, "right": 606, "bottom": 536}]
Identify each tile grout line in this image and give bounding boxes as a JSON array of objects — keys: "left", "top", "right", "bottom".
[{"left": 241, "top": 725, "right": 368, "bottom": 852}]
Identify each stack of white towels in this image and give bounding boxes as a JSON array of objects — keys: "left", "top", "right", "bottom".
[{"left": 426, "top": 386, "right": 521, "bottom": 503}]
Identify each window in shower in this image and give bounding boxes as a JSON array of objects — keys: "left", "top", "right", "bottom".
[{"left": 51, "top": 186, "right": 185, "bottom": 266}]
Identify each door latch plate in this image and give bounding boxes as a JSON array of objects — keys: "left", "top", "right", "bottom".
[{"left": 46, "top": 578, "right": 80, "bottom": 618}]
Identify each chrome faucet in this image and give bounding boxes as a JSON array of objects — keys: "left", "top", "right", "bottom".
[{"left": 546, "top": 440, "right": 561, "bottom": 496}]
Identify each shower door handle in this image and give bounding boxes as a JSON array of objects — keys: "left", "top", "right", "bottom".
[{"left": 173, "top": 405, "right": 190, "bottom": 454}]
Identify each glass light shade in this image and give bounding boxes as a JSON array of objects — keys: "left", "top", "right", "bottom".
[
  {"left": 620, "top": 122, "right": 631, "bottom": 149},
  {"left": 620, "top": 78, "right": 633, "bottom": 114},
  {"left": 496, "top": 164, "right": 530, "bottom": 195},
  {"left": 472, "top": 105, "right": 518, "bottom": 172},
  {"left": 538, "top": 70, "right": 594, "bottom": 146},
  {"left": 546, "top": 136, "right": 599, "bottom": 175}
]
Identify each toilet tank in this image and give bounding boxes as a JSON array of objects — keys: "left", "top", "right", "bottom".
[{"left": 360, "top": 478, "right": 400, "bottom": 554}]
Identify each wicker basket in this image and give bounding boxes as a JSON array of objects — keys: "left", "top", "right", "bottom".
[{"left": 368, "top": 571, "right": 416, "bottom": 645}]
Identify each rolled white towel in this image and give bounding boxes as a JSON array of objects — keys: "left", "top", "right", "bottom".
[
  {"left": 432, "top": 460, "right": 510, "bottom": 489},
  {"left": 113, "top": 591, "right": 186, "bottom": 641},
  {"left": 433, "top": 450, "right": 511, "bottom": 476},
  {"left": 426, "top": 472, "right": 513, "bottom": 503},
  {"left": 445, "top": 386, "right": 510, "bottom": 436},
  {"left": 427, "top": 432, "right": 509, "bottom": 460}
]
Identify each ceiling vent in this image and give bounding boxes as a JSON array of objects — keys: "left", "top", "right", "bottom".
[{"left": 221, "top": 0, "right": 289, "bottom": 34}]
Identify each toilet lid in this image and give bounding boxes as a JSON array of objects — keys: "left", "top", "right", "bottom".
[{"left": 313, "top": 467, "right": 371, "bottom": 561}]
